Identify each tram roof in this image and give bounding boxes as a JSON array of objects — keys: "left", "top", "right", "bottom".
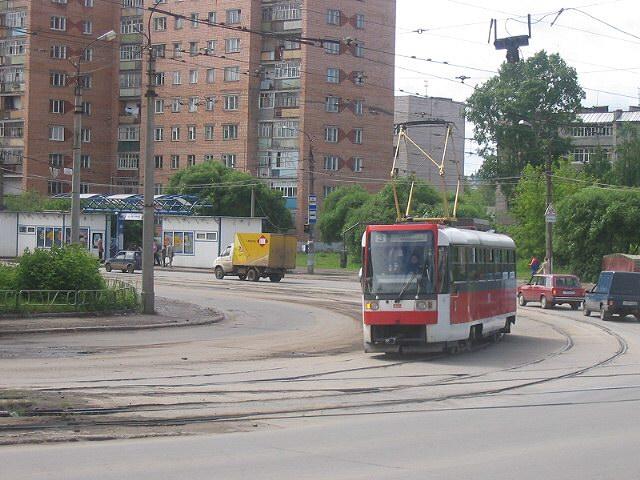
[{"left": 439, "top": 227, "right": 515, "bottom": 249}]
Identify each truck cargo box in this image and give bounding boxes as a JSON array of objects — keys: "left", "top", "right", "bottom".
[
  {"left": 602, "top": 254, "right": 640, "bottom": 273},
  {"left": 232, "top": 233, "right": 296, "bottom": 269}
]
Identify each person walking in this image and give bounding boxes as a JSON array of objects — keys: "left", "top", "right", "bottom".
[
  {"left": 153, "top": 241, "right": 160, "bottom": 266},
  {"left": 161, "top": 243, "right": 167, "bottom": 267},
  {"left": 166, "top": 242, "right": 174, "bottom": 268},
  {"left": 97, "top": 238, "right": 104, "bottom": 262},
  {"left": 538, "top": 257, "right": 549, "bottom": 274},
  {"left": 529, "top": 256, "right": 540, "bottom": 277}
]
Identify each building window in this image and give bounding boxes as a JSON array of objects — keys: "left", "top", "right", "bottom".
[
  {"left": 324, "top": 41, "right": 340, "bottom": 55},
  {"left": 223, "top": 95, "right": 239, "bottom": 111},
  {"left": 273, "top": 186, "right": 298, "bottom": 198},
  {"left": 119, "top": 71, "right": 141, "bottom": 88},
  {"left": 353, "top": 157, "right": 363, "bottom": 172},
  {"left": 187, "top": 154, "right": 196, "bottom": 166},
  {"left": 50, "top": 71, "right": 67, "bottom": 87},
  {"left": 81, "top": 128, "right": 91, "bottom": 143},
  {"left": 326, "top": 9, "right": 340, "bottom": 25},
  {"left": 82, "top": 21, "right": 93, "bottom": 35},
  {"left": 52, "top": 0, "right": 68, "bottom": 4},
  {"left": 226, "top": 9, "right": 241, "bottom": 24},
  {"left": 172, "top": 42, "right": 182, "bottom": 58},
  {"left": 154, "top": 183, "right": 163, "bottom": 195},
  {"left": 151, "top": 44, "right": 166, "bottom": 58},
  {"left": 205, "top": 97, "right": 215, "bottom": 111},
  {"left": 225, "top": 38, "right": 240, "bottom": 53},
  {"left": 49, "top": 153, "right": 63, "bottom": 167},
  {"left": 223, "top": 153, "right": 236, "bottom": 168},
  {"left": 84, "top": 0, "right": 94, "bottom": 6},
  {"left": 154, "top": 155, "right": 163, "bottom": 169},
  {"left": 208, "top": 12, "right": 217, "bottom": 24},
  {"left": 80, "top": 155, "right": 91, "bottom": 169},
  {"left": 274, "top": 120, "right": 298, "bottom": 138},
  {"left": 118, "top": 125, "right": 139, "bottom": 141},
  {"left": 188, "top": 125, "right": 196, "bottom": 140},
  {"left": 80, "top": 183, "right": 89, "bottom": 194},
  {"left": 154, "top": 98, "right": 164, "bottom": 114},
  {"left": 79, "top": 74, "right": 92, "bottom": 89},
  {"left": 48, "top": 181, "right": 64, "bottom": 195},
  {"left": 204, "top": 124, "right": 214, "bottom": 140},
  {"left": 223, "top": 124, "right": 238, "bottom": 140},
  {"left": 49, "top": 125, "right": 65, "bottom": 141},
  {"left": 175, "top": 16, "right": 183, "bottom": 29},
  {"left": 50, "top": 45, "right": 68, "bottom": 59},
  {"left": 258, "top": 122, "right": 272, "bottom": 138},
  {"left": 81, "top": 48, "right": 93, "bottom": 62},
  {"left": 171, "top": 98, "right": 181, "bottom": 113},
  {"left": 206, "top": 40, "right": 216, "bottom": 54},
  {"left": 355, "top": 14, "right": 365, "bottom": 29},
  {"left": 224, "top": 66, "right": 240, "bottom": 82},
  {"left": 189, "top": 41, "right": 198, "bottom": 56},
  {"left": 327, "top": 67, "right": 340, "bottom": 83},
  {"left": 259, "top": 93, "right": 274, "bottom": 109},
  {"left": 49, "top": 99, "right": 65, "bottom": 114},
  {"left": 204, "top": 154, "right": 215, "bottom": 162},
  {"left": 50, "top": 16, "right": 67, "bottom": 31},
  {"left": 120, "top": 44, "right": 142, "bottom": 61},
  {"left": 120, "top": 16, "right": 142, "bottom": 34},
  {"left": 354, "top": 100, "right": 364, "bottom": 116},
  {"left": 153, "top": 17, "right": 167, "bottom": 31},
  {"left": 171, "top": 126, "right": 180, "bottom": 141},
  {"left": 354, "top": 43, "right": 364, "bottom": 58},
  {"left": 171, "top": 155, "right": 180, "bottom": 169},
  {"left": 275, "top": 92, "right": 299, "bottom": 108},
  {"left": 81, "top": 101, "right": 91, "bottom": 116},
  {"left": 118, "top": 152, "right": 140, "bottom": 170},
  {"left": 153, "top": 72, "right": 165, "bottom": 86},
  {"left": 172, "top": 71, "right": 182, "bottom": 85},
  {"left": 188, "top": 97, "right": 198, "bottom": 112},
  {"left": 354, "top": 71, "right": 366, "bottom": 86},
  {"left": 189, "top": 69, "right": 198, "bottom": 84},
  {"left": 323, "top": 185, "right": 337, "bottom": 198},
  {"left": 325, "top": 126, "right": 339, "bottom": 143},
  {"left": 324, "top": 155, "right": 339, "bottom": 171},
  {"left": 353, "top": 128, "right": 363, "bottom": 144},
  {"left": 162, "top": 231, "right": 194, "bottom": 255},
  {"left": 122, "top": 0, "right": 143, "bottom": 6},
  {"left": 190, "top": 12, "right": 199, "bottom": 28},
  {"left": 570, "top": 125, "right": 613, "bottom": 137},
  {"left": 154, "top": 126, "right": 164, "bottom": 141},
  {"left": 274, "top": 61, "right": 300, "bottom": 79},
  {"left": 325, "top": 96, "right": 340, "bottom": 113}
]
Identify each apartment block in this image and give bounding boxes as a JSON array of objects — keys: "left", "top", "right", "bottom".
[
  {"left": 2, "top": 0, "right": 396, "bottom": 233},
  {"left": 394, "top": 95, "right": 465, "bottom": 190}
]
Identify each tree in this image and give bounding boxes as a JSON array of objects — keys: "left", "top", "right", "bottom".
[
  {"left": 509, "top": 160, "right": 591, "bottom": 259},
  {"left": 467, "top": 51, "right": 585, "bottom": 195},
  {"left": 166, "top": 161, "right": 293, "bottom": 232},
  {"left": 582, "top": 146, "right": 611, "bottom": 181},
  {"left": 612, "top": 124, "right": 640, "bottom": 187},
  {"left": 317, "top": 185, "right": 370, "bottom": 242},
  {"left": 556, "top": 188, "right": 640, "bottom": 281},
  {"left": 4, "top": 191, "right": 70, "bottom": 212}
]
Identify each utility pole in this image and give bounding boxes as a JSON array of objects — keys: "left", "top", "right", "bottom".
[
  {"left": 141, "top": 26, "right": 157, "bottom": 314},
  {"left": 70, "top": 61, "right": 83, "bottom": 244},
  {"left": 0, "top": 150, "right": 4, "bottom": 210},
  {"left": 307, "top": 142, "right": 315, "bottom": 274},
  {"left": 545, "top": 155, "right": 554, "bottom": 274},
  {"left": 250, "top": 186, "right": 255, "bottom": 217}
]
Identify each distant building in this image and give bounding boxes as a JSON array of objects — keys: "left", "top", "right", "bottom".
[
  {"left": 564, "top": 106, "right": 640, "bottom": 164},
  {"left": 393, "top": 95, "right": 465, "bottom": 190}
]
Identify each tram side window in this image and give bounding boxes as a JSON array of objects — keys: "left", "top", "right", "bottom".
[{"left": 451, "top": 246, "right": 465, "bottom": 282}]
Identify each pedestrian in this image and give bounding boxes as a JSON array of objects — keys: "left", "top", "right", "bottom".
[
  {"left": 529, "top": 256, "right": 540, "bottom": 277},
  {"left": 166, "top": 242, "right": 174, "bottom": 268},
  {"left": 153, "top": 241, "right": 161, "bottom": 266},
  {"left": 97, "top": 238, "right": 104, "bottom": 262},
  {"left": 161, "top": 243, "right": 167, "bottom": 267},
  {"left": 538, "top": 257, "right": 549, "bottom": 274}
]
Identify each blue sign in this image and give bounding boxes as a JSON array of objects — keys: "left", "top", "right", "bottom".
[{"left": 308, "top": 195, "right": 317, "bottom": 224}]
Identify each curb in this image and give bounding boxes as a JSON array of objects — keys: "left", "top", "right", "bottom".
[{"left": 0, "top": 312, "right": 225, "bottom": 336}]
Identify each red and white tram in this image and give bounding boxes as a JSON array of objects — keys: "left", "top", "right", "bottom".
[{"left": 361, "top": 222, "right": 517, "bottom": 353}]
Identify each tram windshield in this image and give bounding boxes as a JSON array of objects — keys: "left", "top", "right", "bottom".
[{"left": 367, "top": 230, "right": 435, "bottom": 297}]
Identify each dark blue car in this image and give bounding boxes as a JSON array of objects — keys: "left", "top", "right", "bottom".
[{"left": 583, "top": 271, "right": 640, "bottom": 320}]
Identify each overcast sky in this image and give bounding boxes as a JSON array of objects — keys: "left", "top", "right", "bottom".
[{"left": 394, "top": 0, "right": 639, "bottom": 174}]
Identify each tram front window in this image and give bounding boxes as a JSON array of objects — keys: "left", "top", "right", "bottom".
[{"left": 368, "top": 230, "right": 435, "bottom": 297}]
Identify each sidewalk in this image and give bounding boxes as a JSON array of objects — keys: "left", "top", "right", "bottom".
[
  {"left": 0, "top": 297, "right": 223, "bottom": 335},
  {"left": 154, "top": 264, "right": 359, "bottom": 279}
]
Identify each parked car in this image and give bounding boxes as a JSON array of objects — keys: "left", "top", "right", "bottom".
[
  {"left": 583, "top": 271, "right": 640, "bottom": 320},
  {"left": 104, "top": 250, "right": 141, "bottom": 274},
  {"left": 517, "top": 274, "right": 585, "bottom": 310}
]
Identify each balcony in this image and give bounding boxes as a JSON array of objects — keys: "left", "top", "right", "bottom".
[
  {"left": 119, "top": 87, "right": 142, "bottom": 98},
  {"left": 0, "top": 82, "right": 23, "bottom": 95},
  {"left": 2, "top": 161, "right": 22, "bottom": 176}
]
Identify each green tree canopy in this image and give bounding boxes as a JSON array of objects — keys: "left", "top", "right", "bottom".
[
  {"left": 612, "top": 124, "right": 640, "bottom": 187},
  {"left": 4, "top": 191, "right": 70, "bottom": 212},
  {"left": 166, "top": 161, "right": 293, "bottom": 232},
  {"left": 467, "top": 51, "right": 585, "bottom": 194},
  {"left": 317, "top": 185, "right": 370, "bottom": 242},
  {"left": 556, "top": 187, "right": 640, "bottom": 281}
]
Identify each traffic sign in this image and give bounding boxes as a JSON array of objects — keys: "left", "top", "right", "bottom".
[
  {"left": 545, "top": 204, "right": 557, "bottom": 223},
  {"left": 308, "top": 195, "right": 317, "bottom": 224}
]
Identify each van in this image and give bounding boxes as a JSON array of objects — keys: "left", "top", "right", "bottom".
[{"left": 583, "top": 271, "right": 640, "bottom": 320}]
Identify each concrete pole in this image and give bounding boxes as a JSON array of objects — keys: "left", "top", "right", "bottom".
[
  {"left": 545, "top": 155, "right": 553, "bottom": 274},
  {"left": 141, "top": 47, "right": 156, "bottom": 314},
  {"left": 250, "top": 186, "right": 255, "bottom": 217},
  {"left": 0, "top": 151, "right": 4, "bottom": 210},
  {"left": 70, "top": 62, "right": 82, "bottom": 244},
  {"left": 307, "top": 143, "right": 315, "bottom": 274}
]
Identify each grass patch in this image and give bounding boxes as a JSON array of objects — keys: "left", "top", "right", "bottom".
[{"left": 296, "top": 252, "right": 360, "bottom": 271}]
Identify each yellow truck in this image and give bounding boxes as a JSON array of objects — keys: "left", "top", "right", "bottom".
[{"left": 213, "top": 233, "right": 297, "bottom": 282}]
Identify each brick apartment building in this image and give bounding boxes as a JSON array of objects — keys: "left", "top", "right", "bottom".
[{"left": 0, "top": 0, "right": 395, "bottom": 232}]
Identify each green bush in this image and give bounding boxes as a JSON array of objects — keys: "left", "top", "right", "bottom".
[
  {"left": 0, "top": 264, "right": 17, "bottom": 290},
  {"left": 15, "top": 245, "right": 105, "bottom": 291}
]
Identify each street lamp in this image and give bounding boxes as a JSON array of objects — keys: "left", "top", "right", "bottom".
[
  {"left": 285, "top": 126, "right": 315, "bottom": 274},
  {"left": 69, "top": 30, "right": 116, "bottom": 245}
]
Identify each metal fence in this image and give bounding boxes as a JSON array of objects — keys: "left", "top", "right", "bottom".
[{"left": 0, "top": 280, "right": 138, "bottom": 313}]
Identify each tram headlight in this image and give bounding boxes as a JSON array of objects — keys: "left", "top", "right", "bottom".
[
  {"left": 416, "top": 300, "right": 428, "bottom": 311},
  {"left": 366, "top": 301, "right": 379, "bottom": 311}
]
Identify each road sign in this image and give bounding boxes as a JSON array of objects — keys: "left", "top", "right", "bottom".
[
  {"left": 308, "top": 195, "right": 317, "bottom": 224},
  {"left": 545, "top": 204, "right": 557, "bottom": 223}
]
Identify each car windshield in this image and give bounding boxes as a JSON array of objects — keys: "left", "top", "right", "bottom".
[
  {"left": 556, "top": 276, "right": 579, "bottom": 288},
  {"left": 367, "top": 230, "right": 435, "bottom": 297}
]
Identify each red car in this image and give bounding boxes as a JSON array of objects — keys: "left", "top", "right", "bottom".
[{"left": 517, "top": 274, "right": 585, "bottom": 310}]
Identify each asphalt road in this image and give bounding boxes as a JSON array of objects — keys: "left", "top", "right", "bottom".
[{"left": 2, "top": 269, "right": 640, "bottom": 478}]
